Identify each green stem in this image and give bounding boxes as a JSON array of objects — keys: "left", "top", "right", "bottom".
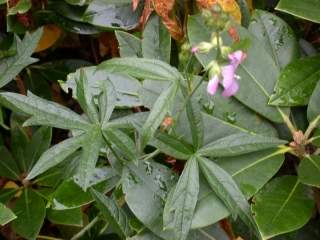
[
  {"left": 305, "top": 115, "right": 320, "bottom": 140},
  {"left": 71, "top": 215, "right": 100, "bottom": 240},
  {"left": 278, "top": 108, "right": 296, "bottom": 135},
  {"left": 37, "top": 236, "right": 63, "bottom": 240}
]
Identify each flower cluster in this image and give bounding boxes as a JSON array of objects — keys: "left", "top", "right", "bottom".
[{"left": 207, "top": 50, "right": 246, "bottom": 97}]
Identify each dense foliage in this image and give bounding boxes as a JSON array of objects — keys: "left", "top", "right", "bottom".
[{"left": 0, "top": 0, "right": 320, "bottom": 239}]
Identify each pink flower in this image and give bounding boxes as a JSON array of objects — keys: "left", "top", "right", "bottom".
[
  {"left": 207, "top": 75, "right": 220, "bottom": 95},
  {"left": 191, "top": 46, "right": 199, "bottom": 54},
  {"left": 206, "top": 50, "right": 247, "bottom": 97}
]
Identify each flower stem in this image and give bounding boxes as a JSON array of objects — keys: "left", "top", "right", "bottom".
[{"left": 71, "top": 215, "right": 100, "bottom": 240}]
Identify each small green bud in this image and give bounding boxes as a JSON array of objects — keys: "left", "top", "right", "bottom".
[
  {"left": 221, "top": 46, "right": 232, "bottom": 58},
  {"left": 210, "top": 32, "right": 223, "bottom": 47},
  {"left": 197, "top": 41, "right": 213, "bottom": 53},
  {"left": 207, "top": 60, "right": 221, "bottom": 78}
]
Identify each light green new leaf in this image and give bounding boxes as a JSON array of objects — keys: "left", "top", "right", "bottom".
[
  {"left": 47, "top": 208, "right": 83, "bottom": 227},
  {"left": 249, "top": 10, "right": 299, "bottom": 69},
  {"left": 115, "top": 31, "right": 142, "bottom": 58},
  {"left": 276, "top": 0, "right": 320, "bottom": 23},
  {"left": 150, "top": 132, "right": 194, "bottom": 160},
  {"left": 8, "top": 0, "right": 32, "bottom": 15},
  {"left": 298, "top": 155, "right": 320, "bottom": 187},
  {"left": 198, "top": 133, "right": 286, "bottom": 157},
  {"left": 26, "top": 133, "right": 87, "bottom": 180},
  {"left": 188, "top": 15, "right": 287, "bottom": 123},
  {"left": 141, "top": 81, "right": 178, "bottom": 148},
  {"left": 0, "top": 91, "right": 90, "bottom": 130},
  {"left": 269, "top": 56, "right": 320, "bottom": 106},
  {"left": 163, "top": 157, "right": 199, "bottom": 240},
  {"left": 0, "top": 28, "right": 42, "bottom": 88},
  {"left": 252, "top": 176, "right": 314, "bottom": 239},
  {"left": 91, "top": 189, "right": 132, "bottom": 238},
  {"left": 198, "top": 156, "right": 260, "bottom": 238},
  {"left": 0, "top": 203, "right": 16, "bottom": 226},
  {"left": 142, "top": 14, "right": 171, "bottom": 63},
  {"left": 307, "top": 80, "right": 320, "bottom": 122},
  {"left": 12, "top": 189, "right": 46, "bottom": 240},
  {"left": 99, "top": 57, "right": 181, "bottom": 82}
]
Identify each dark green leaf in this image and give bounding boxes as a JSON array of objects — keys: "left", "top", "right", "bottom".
[
  {"left": 252, "top": 176, "right": 314, "bottom": 239},
  {"left": 186, "top": 98, "right": 204, "bottom": 150},
  {"left": 150, "top": 132, "right": 194, "bottom": 160},
  {"left": 276, "top": 0, "right": 320, "bottom": 23},
  {"left": 91, "top": 189, "right": 132, "bottom": 238},
  {"left": 12, "top": 189, "right": 46, "bottom": 240},
  {"left": 298, "top": 155, "right": 320, "bottom": 187},
  {"left": 0, "top": 29, "right": 42, "bottom": 88},
  {"left": 122, "top": 161, "right": 177, "bottom": 239},
  {"left": 142, "top": 14, "right": 171, "bottom": 63},
  {"left": 249, "top": 10, "right": 299, "bottom": 69},
  {"left": 0, "top": 146, "right": 20, "bottom": 180},
  {"left": 115, "top": 31, "right": 142, "bottom": 58},
  {"left": 269, "top": 56, "right": 320, "bottom": 106},
  {"left": 163, "top": 157, "right": 199, "bottom": 240},
  {"left": 198, "top": 156, "right": 260, "bottom": 238},
  {"left": 198, "top": 133, "right": 286, "bottom": 157}
]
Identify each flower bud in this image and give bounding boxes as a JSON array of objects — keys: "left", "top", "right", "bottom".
[
  {"left": 221, "top": 46, "right": 232, "bottom": 58},
  {"left": 210, "top": 33, "right": 223, "bottom": 47},
  {"left": 207, "top": 60, "right": 221, "bottom": 78},
  {"left": 196, "top": 41, "right": 213, "bottom": 53}
]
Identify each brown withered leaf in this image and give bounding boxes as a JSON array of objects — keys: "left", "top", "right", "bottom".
[
  {"left": 139, "top": 0, "right": 153, "bottom": 28},
  {"left": 132, "top": 0, "right": 140, "bottom": 11},
  {"left": 98, "top": 32, "right": 119, "bottom": 58},
  {"left": 153, "top": 0, "right": 184, "bottom": 41}
]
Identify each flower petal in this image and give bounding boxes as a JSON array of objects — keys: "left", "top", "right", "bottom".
[
  {"left": 222, "top": 80, "right": 239, "bottom": 97},
  {"left": 207, "top": 76, "right": 220, "bottom": 95},
  {"left": 222, "top": 65, "right": 236, "bottom": 89},
  {"left": 228, "top": 50, "right": 247, "bottom": 67}
]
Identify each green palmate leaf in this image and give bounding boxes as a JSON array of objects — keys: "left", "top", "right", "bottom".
[
  {"left": 99, "top": 57, "right": 182, "bottom": 82},
  {"left": 99, "top": 81, "right": 117, "bottom": 128},
  {"left": 0, "top": 203, "right": 16, "bottom": 226},
  {"left": 115, "top": 31, "right": 142, "bottom": 58},
  {"left": 269, "top": 56, "right": 320, "bottom": 106},
  {"left": 150, "top": 132, "right": 194, "bottom": 160},
  {"left": 63, "top": 66, "right": 141, "bottom": 108},
  {"left": 25, "top": 126, "right": 52, "bottom": 171},
  {"left": 82, "top": 0, "right": 141, "bottom": 30},
  {"left": 103, "top": 128, "right": 137, "bottom": 161},
  {"left": 188, "top": 15, "right": 287, "bottom": 123},
  {"left": 249, "top": 10, "right": 299, "bottom": 69},
  {"left": 0, "top": 146, "right": 20, "bottom": 180},
  {"left": 141, "top": 81, "right": 178, "bottom": 148},
  {"left": 252, "top": 176, "right": 314, "bottom": 239},
  {"left": 8, "top": 0, "right": 32, "bottom": 15},
  {"left": 144, "top": 80, "right": 278, "bottom": 137},
  {"left": 47, "top": 208, "right": 83, "bottom": 227},
  {"left": 298, "top": 155, "right": 320, "bottom": 187},
  {"left": 197, "top": 156, "right": 260, "bottom": 238},
  {"left": 0, "top": 91, "right": 90, "bottom": 130},
  {"left": 142, "top": 14, "right": 171, "bottom": 63},
  {"left": 91, "top": 189, "right": 132, "bottom": 238},
  {"left": 186, "top": 98, "right": 204, "bottom": 151},
  {"left": 307, "top": 80, "right": 320, "bottom": 122},
  {"left": 76, "top": 70, "right": 100, "bottom": 123},
  {"left": 276, "top": 0, "right": 320, "bottom": 23},
  {"left": 217, "top": 148, "right": 286, "bottom": 198},
  {"left": 198, "top": 132, "right": 286, "bottom": 157},
  {"left": 129, "top": 231, "right": 162, "bottom": 240},
  {"left": 26, "top": 133, "right": 87, "bottom": 180},
  {"left": 163, "top": 157, "right": 199, "bottom": 240},
  {"left": 52, "top": 168, "right": 119, "bottom": 210},
  {"left": 191, "top": 176, "right": 229, "bottom": 229},
  {"left": 77, "top": 127, "right": 104, "bottom": 191},
  {"left": 0, "top": 28, "right": 42, "bottom": 88},
  {"left": 122, "top": 161, "right": 177, "bottom": 239},
  {"left": 12, "top": 189, "right": 46, "bottom": 240}
]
